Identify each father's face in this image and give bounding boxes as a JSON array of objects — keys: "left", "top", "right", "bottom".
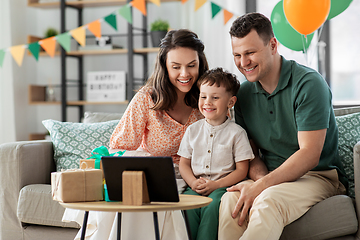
[{"left": 231, "top": 29, "right": 275, "bottom": 83}]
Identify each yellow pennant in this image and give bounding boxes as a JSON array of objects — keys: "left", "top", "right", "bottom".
[
  {"left": 195, "top": 0, "right": 207, "bottom": 11},
  {"left": 10, "top": 45, "right": 26, "bottom": 66},
  {"left": 70, "top": 27, "right": 86, "bottom": 46},
  {"left": 87, "top": 20, "right": 102, "bottom": 38},
  {"left": 149, "top": 0, "right": 160, "bottom": 6}
]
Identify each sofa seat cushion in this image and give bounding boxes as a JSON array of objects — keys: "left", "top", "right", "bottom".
[
  {"left": 43, "top": 119, "right": 119, "bottom": 171},
  {"left": 281, "top": 195, "right": 357, "bottom": 240},
  {"left": 17, "top": 184, "right": 79, "bottom": 229}
]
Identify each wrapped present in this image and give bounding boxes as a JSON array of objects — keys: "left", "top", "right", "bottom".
[
  {"left": 51, "top": 169, "right": 103, "bottom": 203},
  {"left": 81, "top": 146, "right": 125, "bottom": 172}
]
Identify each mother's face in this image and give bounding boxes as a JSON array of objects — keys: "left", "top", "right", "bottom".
[{"left": 166, "top": 47, "right": 199, "bottom": 95}]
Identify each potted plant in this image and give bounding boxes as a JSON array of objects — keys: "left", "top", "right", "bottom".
[
  {"left": 44, "top": 27, "right": 59, "bottom": 39},
  {"left": 150, "top": 19, "right": 169, "bottom": 47}
]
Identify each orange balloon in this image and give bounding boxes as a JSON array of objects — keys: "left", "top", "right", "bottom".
[{"left": 283, "top": 0, "right": 330, "bottom": 35}]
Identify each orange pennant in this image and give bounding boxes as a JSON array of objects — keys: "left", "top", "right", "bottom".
[
  {"left": 181, "top": 0, "right": 189, "bottom": 3},
  {"left": 87, "top": 20, "right": 101, "bottom": 38},
  {"left": 195, "top": 0, "right": 207, "bottom": 11},
  {"left": 223, "top": 9, "right": 234, "bottom": 25},
  {"left": 149, "top": 0, "right": 160, "bottom": 6},
  {"left": 40, "top": 37, "right": 56, "bottom": 58},
  {"left": 131, "top": 0, "right": 146, "bottom": 16},
  {"left": 70, "top": 27, "right": 86, "bottom": 46},
  {"left": 10, "top": 45, "right": 26, "bottom": 66}
]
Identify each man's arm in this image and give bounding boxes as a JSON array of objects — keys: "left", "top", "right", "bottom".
[
  {"left": 228, "top": 129, "right": 327, "bottom": 226},
  {"left": 247, "top": 140, "right": 268, "bottom": 181}
]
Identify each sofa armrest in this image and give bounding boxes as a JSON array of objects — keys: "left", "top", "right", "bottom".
[
  {"left": 0, "top": 140, "right": 54, "bottom": 239},
  {"left": 0, "top": 140, "right": 54, "bottom": 191},
  {"left": 353, "top": 141, "right": 360, "bottom": 238}
]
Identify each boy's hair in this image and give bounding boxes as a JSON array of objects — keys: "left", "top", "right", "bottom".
[
  {"left": 197, "top": 67, "right": 240, "bottom": 96},
  {"left": 229, "top": 12, "right": 274, "bottom": 46}
]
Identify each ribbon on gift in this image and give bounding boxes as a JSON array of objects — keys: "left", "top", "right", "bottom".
[{"left": 87, "top": 146, "right": 125, "bottom": 169}]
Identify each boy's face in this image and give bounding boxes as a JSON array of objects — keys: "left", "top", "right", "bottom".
[{"left": 199, "top": 83, "right": 236, "bottom": 126}]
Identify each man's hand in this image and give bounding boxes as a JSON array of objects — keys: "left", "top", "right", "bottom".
[{"left": 227, "top": 180, "right": 264, "bottom": 226}]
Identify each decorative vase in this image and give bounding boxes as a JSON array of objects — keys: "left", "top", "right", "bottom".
[{"left": 150, "top": 31, "right": 167, "bottom": 47}]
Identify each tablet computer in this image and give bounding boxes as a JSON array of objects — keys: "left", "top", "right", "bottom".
[{"left": 101, "top": 156, "right": 179, "bottom": 202}]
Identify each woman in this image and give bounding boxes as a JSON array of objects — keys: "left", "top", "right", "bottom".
[{"left": 63, "top": 29, "right": 209, "bottom": 240}]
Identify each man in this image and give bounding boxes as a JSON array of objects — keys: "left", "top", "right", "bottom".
[{"left": 218, "top": 12, "right": 347, "bottom": 240}]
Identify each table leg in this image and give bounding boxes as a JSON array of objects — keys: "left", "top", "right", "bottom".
[
  {"left": 152, "top": 212, "right": 160, "bottom": 240},
  {"left": 117, "top": 212, "right": 121, "bottom": 240},
  {"left": 182, "top": 210, "right": 193, "bottom": 240},
  {"left": 80, "top": 211, "right": 89, "bottom": 240}
]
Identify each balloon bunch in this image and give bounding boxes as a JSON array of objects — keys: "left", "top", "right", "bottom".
[{"left": 271, "top": 0, "right": 352, "bottom": 52}]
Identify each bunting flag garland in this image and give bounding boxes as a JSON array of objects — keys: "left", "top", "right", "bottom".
[
  {"left": 211, "top": 2, "right": 222, "bottom": 18},
  {"left": 10, "top": 45, "right": 26, "bottom": 66},
  {"left": 70, "top": 27, "right": 86, "bottom": 47},
  {"left": 0, "top": 50, "right": 5, "bottom": 68},
  {"left": 223, "top": 9, "right": 234, "bottom": 25},
  {"left": 87, "top": 20, "right": 102, "bottom": 38},
  {"left": 149, "top": 0, "right": 161, "bottom": 6},
  {"left": 56, "top": 33, "right": 72, "bottom": 52},
  {"left": 28, "top": 42, "right": 41, "bottom": 61},
  {"left": 104, "top": 13, "right": 117, "bottom": 31},
  {"left": 39, "top": 37, "right": 57, "bottom": 58},
  {"left": 195, "top": 0, "right": 207, "bottom": 11},
  {"left": 119, "top": 4, "right": 132, "bottom": 24},
  {"left": 0, "top": 1, "right": 240, "bottom": 68},
  {"left": 131, "top": 0, "right": 147, "bottom": 16}
]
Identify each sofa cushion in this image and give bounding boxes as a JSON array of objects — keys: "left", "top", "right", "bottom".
[
  {"left": 17, "top": 184, "right": 79, "bottom": 228},
  {"left": 335, "top": 112, "right": 360, "bottom": 198},
  {"left": 281, "top": 195, "right": 357, "bottom": 240},
  {"left": 83, "top": 111, "right": 123, "bottom": 123},
  {"left": 42, "top": 119, "right": 119, "bottom": 171}
]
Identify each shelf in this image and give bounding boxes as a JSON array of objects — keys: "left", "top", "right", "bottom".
[
  {"left": 67, "top": 100, "right": 129, "bottom": 105},
  {"left": 28, "top": 0, "right": 180, "bottom": 8}
]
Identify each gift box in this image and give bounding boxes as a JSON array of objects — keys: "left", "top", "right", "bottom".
[
  {"left": 80, "top": 159, "right": 103, "bottom": 177},
  {"left": 51, "top": 169, "right": 103, "bottom": 203}
]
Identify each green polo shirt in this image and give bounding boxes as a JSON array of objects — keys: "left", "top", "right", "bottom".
[{"left": 235, "top": 56, "right": 347, "bottom": 187}]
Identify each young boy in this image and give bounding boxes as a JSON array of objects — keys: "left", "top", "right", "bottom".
[{"left": 178, "top": 67, "right": 254, "bottom": 240}]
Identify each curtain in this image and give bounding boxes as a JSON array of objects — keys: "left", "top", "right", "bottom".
[
  {"left": 0, "top": 0, "right": 16, "bottom": 144},
  {"left": 181, "top": 0, "right": 246, "bottom": 81}
]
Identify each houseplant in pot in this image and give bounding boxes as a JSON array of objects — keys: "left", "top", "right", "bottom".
[{"left": 150, "top": 19, "right": 169, "bottom": 47}]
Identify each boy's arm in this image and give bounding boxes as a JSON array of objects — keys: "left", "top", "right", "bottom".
[
  {"left": 179, "top": 156, "right": 197, "bottom": 189},
  {"left": 214, "top": 160, "right": 249, "bottom": 188}
]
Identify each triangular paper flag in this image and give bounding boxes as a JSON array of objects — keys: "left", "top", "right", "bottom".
[
  {"left": 10, "top": 45, "right": 26, "bottom": 66},
  {"left": 57, "top": 32, "right": 72, "bottom": 52},
  {"left": 181, "top": 0, "right": 189, "bottom": 3},
  {"left": 70, "top": 27, "right": 86, "bottom": 46},
  {"left": 131, "top": 0, "right": 146, "bottom": 16},
  {"left": 119, "top": 4, "right": 132, "bottom": 24},
  {"left": 39, "top": 37, "right": 57, "bottom": 58},
  {"left": 223, "top": 9, "right": 234, "bottom": 25},
  {"left": 28, "top": 42, "right": 41, "bottom": 61},
  {"left": 87, "top": 20, "right": 101, "bottom": 38},
  {"left": 104, "top": 13, "right": 117, "bottom": 31},
  {"left": 149, "top": 0, "right": 160, "bottom": 6},
  {"left": 195, "top": 0, "right": 207, "bottom": 11},
  {"left": 0, "top": 49, "right": 5, "bottom": 68},
  {"left": 211, "top": 2, "right": 222, "bottom": 18}
]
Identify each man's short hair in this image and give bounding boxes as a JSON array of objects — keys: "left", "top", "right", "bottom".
[
  {"left": 197, "top": 67, "right": 240, "bottom": 96},
  {"left": 229, "top": 12, "right": 274, "bottom": 45}
]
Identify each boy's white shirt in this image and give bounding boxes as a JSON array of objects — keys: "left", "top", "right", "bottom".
[{"left": 177, "top": 118, "right": 254, "bottom": 181}]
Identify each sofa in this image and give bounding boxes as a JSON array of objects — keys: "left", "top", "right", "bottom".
[{"left": 0, "top": 108, "right": 359, "bottom": 240}]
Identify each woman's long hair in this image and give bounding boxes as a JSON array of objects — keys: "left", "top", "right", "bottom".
[{"left": 144, "top": 29, "right": 209, "bottom": 110}]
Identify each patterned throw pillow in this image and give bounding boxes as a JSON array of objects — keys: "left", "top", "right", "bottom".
[
  {"left": 335, "top": 112, "right": 360, "bottom": 198},
  {"left": 42, "top": 119, "right": 119, "bottom": 171}
]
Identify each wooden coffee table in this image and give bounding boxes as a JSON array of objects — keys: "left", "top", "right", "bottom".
[{"left": 60, "top": 194, "right": 212, "bottom": 240}]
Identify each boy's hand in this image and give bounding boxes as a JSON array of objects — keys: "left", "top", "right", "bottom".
[
  {"left": 190, "top": 178, "right": 206, "bottom": 191},
  {"left": 195, "top": 177, "right": 219, "bottom": 196}
]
